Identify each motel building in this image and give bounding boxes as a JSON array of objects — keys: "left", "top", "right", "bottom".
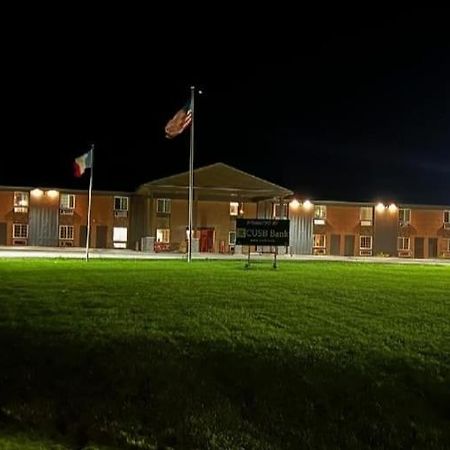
[{"left": 0, "top": 163, "right": 449, "bottom": 259}]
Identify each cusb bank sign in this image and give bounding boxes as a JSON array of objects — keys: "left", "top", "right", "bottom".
[{"left": 236, "top": 219, "right": 290, "bottom": 246}]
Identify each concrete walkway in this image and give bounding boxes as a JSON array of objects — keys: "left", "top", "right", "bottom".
[{"left": 0, "top": 246, "right": 449, "bottom": 265}]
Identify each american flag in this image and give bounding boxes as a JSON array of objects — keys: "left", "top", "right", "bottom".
[{"left": 164, "top": 102, "right": 192, "bottom": 139}]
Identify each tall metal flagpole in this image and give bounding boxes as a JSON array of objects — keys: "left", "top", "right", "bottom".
[
  {"left": 188, "top": 86, "right": 195, "bottom": 263},
  {"left": 85, "top": 144, "right": 94, "bottom": 262}
]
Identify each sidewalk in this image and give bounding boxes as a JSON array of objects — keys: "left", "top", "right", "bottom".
[{"left": 0, "top": 246, "right": 449, "bottom": 265}]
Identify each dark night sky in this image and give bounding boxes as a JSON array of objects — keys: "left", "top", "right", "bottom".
[{"left": 2, "top": 9, "right": 449, "bottom": 204}]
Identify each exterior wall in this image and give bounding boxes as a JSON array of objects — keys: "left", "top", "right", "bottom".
[
  {"left": 402, "top": 208, "right": 450, "bottom": 258},
  {"left": 373, "top": 206, "right": 398, "bottom": 257},
  {"left": 58, "top": 192, "right": 87, "bottom": 247},
  {"left": 288, "top": 204, "right": 314, "bottom": 255},
  {"left": 0, "top": 188, "right": 130, "bottom": 249},
  {"left": 1, "top": 185, "right": 449, "bottom": 259},
  {"left": 168, "top": 199, "right": 188, "bottom": 250},
  {"left": 1, "top": 190, "right": 30, "bottom": 246},
  {"left": 149, "top": 198, "right": 258, "bottom": 253},
  {"left": 0, "top": 191, "right": 15, "bottom": 246},
  {"left": 128, "top": 195, "right": 146, "bottom": 250},
  {"left": 317, "top": 205, "right": 364, "bottom": 256},
  {"left": 58, "top": 193, "right": 130, "bottom": 248}
]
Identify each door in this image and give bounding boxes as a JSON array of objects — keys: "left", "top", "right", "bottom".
[
  {"left": 414, "top": 237, "right": 424, "bottom": 258},
  {"left": 29, "top": 207, "right": 58, "bottom": 246},
  {"left": 344, "top": 235, "right": 355, "bottom": 256},
  {"left": 80, "top": 225, "right": 88, "bottom": 247},
  {"left": 0, "top": 223, "right": 6, "bottom": 245},
  {"left": 428, "top": 238, "right": 438, "bottom": 258},
  {"left": 198, "top": 228, "right": 215, "bottom": 252},
  {"left": 96, "top": 225, "right": 108, "bottom": 249},
  {"left": 330, "top": 234, "right": 341, "bottom": 256}
]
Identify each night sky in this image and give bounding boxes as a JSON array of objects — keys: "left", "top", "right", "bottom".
[{"left": 2, "top": 9, "right": 449, "bottom": 204}]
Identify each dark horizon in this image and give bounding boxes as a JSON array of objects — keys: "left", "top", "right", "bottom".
[{"left": 2, "top": 9, "right": 449, "bottom": 205}]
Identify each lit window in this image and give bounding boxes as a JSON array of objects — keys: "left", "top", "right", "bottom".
[
  {"left": 273, "top": 203, "right": 288, "bottom": 218},
  {"left": 60, "top": 194, "right": 75, "bottom": 210},
  {"left": 157, "top": 198, "right": 171, "bottom": 214},
  {"left": 113, "top": 227, "right": 127, "bottom": 248},
  {"left": 14, "top": 192, "right": 29, "bottom": 213},
  {"left": 156, "top": 228, "right": 170, "bottom": 243},
  {"left": 399, "top": 208, "right": 411, "bottom": 225},
  {"left": 59, "top": 225, "right": 74, "bottom": 240},
  {"left": 444, "top": 210, "right": 450, "bottom": 224},
  {"left": 360, "top": 235, "right": 372, "bottom": 250},
  {"left": 314, "top": 205, "right": 327, "bottom": 220},
  {"left": 229, "top": 231, "right": 236, "bottom": 245},
  {"left": 360, "top": 207, "right": 373, "bottom": 224},
  {"left": 398, "top": 237, "right": 410, "bottom": 251},
  {"left": 230, "top": 202, "right": 239, "bottom": 216},
  {"left": 114, "top": 196, "right": 128, "bottom": 211},
  {"left": 13, "top": 224, "right": 28, "bottom": 238},
  {"left": 313, "top": 234, "right": 326, "bottom": 248}
]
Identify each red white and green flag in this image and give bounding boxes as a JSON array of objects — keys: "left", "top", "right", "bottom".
[{"left": 74, "top": 150, "right": 93, "bottom": 177}]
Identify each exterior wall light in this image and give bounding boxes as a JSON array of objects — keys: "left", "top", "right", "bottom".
[
  {"left": 47, "top": 190, "right": 59, "bottom": 199},
  {"left": 376, "top": 202, "right": 385, "bottom": 213},
  {"left": 303, "top": 200, "right": 313, "bottom": 210},
  {"left": 31, "top": 188, "right": 44, "bottom": 198},
  {"left": 289, "top": 199, "right": 300, "bottom": 209},
  {"left": 388, "top": 203, "right": 397, "bottom": 213}
]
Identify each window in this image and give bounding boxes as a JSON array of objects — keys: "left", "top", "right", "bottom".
[
  {"left": 314, "top": 205, "right": 327, "bottom": 220},
  {"left": 398, "top": 237, "right": 410, "bottom": 251},
  {"left": 273, "top": 203, "right": 288, "bottom": 218},
  {"left": 13, "top": 224, "right": 28, "bottom": 238},
  {"left": 444, "top": 211, "right": 450, "bottom": 224},
  {"left": 59, "top": 225, "right": 74, "bottom": 240},
  {"left": 113, "top": 227, "right": 127, "bottom": 248},
  {"left": 229, "top": 202, "right": 239, "bottom": 216},
  {"left": 114, "top": 196, "right": 128, "bottom": 211},
  {"left": 313, "top": 234, "right": 326, "bottom": 248},
  {"left": 14, "top": 192, "right": 29, "bottom": 213},
  {"left": 156, "top": 198, "right": 171, "bottom": 214},
  {"left": 156, "top": 228, "right": 170, "bottom": 243},
  {"left": 360, "top": 207, "right": 373, "bottom": 225},
  {"left": 399, "top": 208, "right": 411, "bottom": 225},
  {"left": 446, "top": 239, "right": 450, "bottom": 252},
  {"left": 60, "top": 194, "right": 75, "bottom": 210},
  {"left": 360, "top": 235, "right": 372, "bottom": 250},
  {"left": 229, "top": 231, "right": 236, "bottom": 245}
]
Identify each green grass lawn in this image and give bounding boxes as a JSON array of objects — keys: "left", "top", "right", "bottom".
[{"left": 0, "top": 259, "right": 449, "bottom": 449}]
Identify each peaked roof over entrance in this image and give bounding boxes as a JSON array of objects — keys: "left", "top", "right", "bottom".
[{"left": 137, "top": 162, "right": 293, "bottom": 201}]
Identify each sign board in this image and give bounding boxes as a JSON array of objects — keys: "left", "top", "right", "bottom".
[{"left": 236, "top": 219, "right": 290, "bottom": 246}]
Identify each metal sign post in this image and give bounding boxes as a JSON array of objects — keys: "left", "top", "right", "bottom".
[{"left": 236, "top": 219, "right": 290, "bottom": 269}]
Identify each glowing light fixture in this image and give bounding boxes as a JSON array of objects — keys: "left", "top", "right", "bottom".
[
  {"left": 31, "top": 188, "right": 44, "bottom": 198},
  {"left": 303, "top": 200, "right": 313, "bottom": 210},
  {"left": 376, "top": 202, "right": 385, "bottom": 213},
  {"left": 47, "top": 190, "right": 59, "bottom": 199},
  {"left": 289, "top": 199, "right": 300, "bottom": 209},
  {"left": 388, "top": 203, "right": 397, "bottom": 213}
]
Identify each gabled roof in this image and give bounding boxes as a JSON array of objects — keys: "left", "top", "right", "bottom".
[{"left": 137, "top": 162, "right": 293, "bottom": 200}]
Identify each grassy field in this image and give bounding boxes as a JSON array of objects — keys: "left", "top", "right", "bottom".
[{"left": 0, "top": 259, "right": 449, "bottom": 449}]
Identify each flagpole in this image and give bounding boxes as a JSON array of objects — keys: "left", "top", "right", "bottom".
[
  {"left": 188, "top": 86, "right": 195, "bottom": 263},
  {"left": 85, "top": 144, "right": 94, "bottom": 262}
]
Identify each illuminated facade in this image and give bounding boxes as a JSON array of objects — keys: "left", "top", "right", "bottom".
[{"left": 0, "top": 163, "right": 449, "bottom": 258}]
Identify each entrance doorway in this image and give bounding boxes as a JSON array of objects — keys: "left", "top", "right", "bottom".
[{"left": 198, "top": 228, "right": 215, "bottom": 252}]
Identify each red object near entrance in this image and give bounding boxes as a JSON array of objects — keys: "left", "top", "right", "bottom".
[{"left": 198, "top": 228, "right": 215, "bottom": 252}]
